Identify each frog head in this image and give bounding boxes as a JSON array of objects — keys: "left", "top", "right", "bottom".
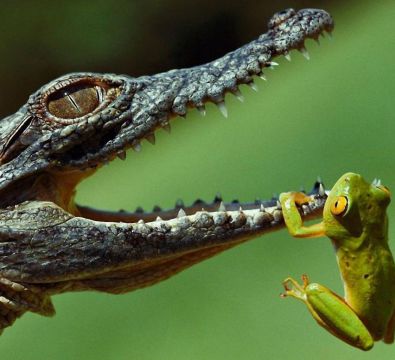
[{"left": 323, "top": 172, "right": 390, "bottom": 247}]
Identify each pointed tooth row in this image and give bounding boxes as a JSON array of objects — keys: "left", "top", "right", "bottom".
[
  {"left": 116, "top": 34, "right": 324, "bottom": 168},
  {"left": 282, "top": 32, "right": 328, "bottom": 63},
  {"left": 147, "top": 204, "right": 287, "bottom": 230},
  {"left": 129, "top": 31, "right": 327, "bottom": 158}
]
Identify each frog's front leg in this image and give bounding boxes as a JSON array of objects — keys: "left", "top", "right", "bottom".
[
  {"left": 279, "top": 192, "right": 325, "bottom": 238},
  {"left": 281, "top": 275, "right": 374, "bottom": 351}
]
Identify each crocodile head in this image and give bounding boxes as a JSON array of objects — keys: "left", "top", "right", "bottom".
[
  {"left": 0, "top": 8, "right": 333, "bottom": 334},
  {"left": 0, "top": 8, "right": 333, "bottom": 217}
]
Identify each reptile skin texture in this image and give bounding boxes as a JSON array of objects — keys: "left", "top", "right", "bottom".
[{"left": 0, "top": 8, "right": 332, "bottom": 333}]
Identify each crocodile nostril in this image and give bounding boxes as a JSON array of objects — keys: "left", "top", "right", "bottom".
[
  {"left": 267, "top": 8, "right": 296, "bottom": 29},
  {"left": 48, "top": 85, "right": 104, "bottom": 119}
]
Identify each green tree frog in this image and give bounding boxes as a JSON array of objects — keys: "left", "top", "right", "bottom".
[{"left": 279, "top": 172, "right": 395, "bottom": 350}]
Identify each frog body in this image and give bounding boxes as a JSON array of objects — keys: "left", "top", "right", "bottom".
[{"left": 280, "top": 173, "right": 395, "bottom": 350}]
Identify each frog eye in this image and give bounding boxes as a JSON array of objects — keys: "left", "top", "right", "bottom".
[
  {"left": 330, "top": 196, "right": 348, "bottom": 216},
  {"left": 47, "top": 84, "right": 105, "bottom": 119}
]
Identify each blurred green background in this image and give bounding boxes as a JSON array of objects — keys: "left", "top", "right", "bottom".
[{"left": 1, "top": 0, "right": 395, "bottom": 359}]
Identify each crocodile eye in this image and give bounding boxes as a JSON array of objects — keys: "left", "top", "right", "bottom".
[
  {"left": 47, "top": 85, "right": 104, "bottom": 119},
  {"left": 330, "top": 196, "right": 348, "bottom": 216}
]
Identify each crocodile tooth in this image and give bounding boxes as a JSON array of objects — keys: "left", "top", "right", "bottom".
[
  {"left": 248, "top": 82, "right": 258, "bottom": 92},
  {"left": 326, "top": 30, "right": 333, "bottom": 39},
  {"left": 259, "top": 73, "right": 267, "bottom": 81},
  {"left": 162, "top": 123, "right": 171, "bottom": 133},
  {"left": 116, "top": 151, "right": 126, "bottom": 160},
  {"left": 318, "top": 183, "right": 325, "bottom": 196},
  {"left": 299, "top": 46, "right": 310, "bottom": 60},
  {"left": 197, "top": 105, "right": 206, "bottom": 116},
  {"left": 218, "top": 201, "right": 226, "bottom": 212},
  {"left": 177, "top": 208, "right": 186, "bottom": 218},
  {"left": 155, "top": 216, "right": 163, "bottom": 221},
  {"left": 132, "top": 142, "right": 142, "bottom": 152},
  {"left": 268, "top": 61, "right": 279, "bottom": 68},
  {"left": 233, "top": 88, "right": 244, "bottom": 102},
  {"left": 138, "top": 219, "right": 145, "bottom": 224},
  {"left": 284, "top": 52, "right": 292, "bottom": 61},
  {"left": 377, "top": 179, "right": 382, "bottom": 186},
  {"left": 372, "top": 178, "right": 378, "bottom": 186},
  {"left": 145, "top": 133, "right": 156, "bottom": 145},
  {"left": 239, "top": 206, "right": 243, "bottom": 212},
  {"left": 316, "top": 176, "right": 323, "bottom": 184},
  {"left": 276, "top": 200, "right": 282, "bottom": 209},
  {"left": 260, "top": 204, "right": 265, "bottom": 212},
  {"left": 217, "top": 101, "right": 228, "bottom": 118}
]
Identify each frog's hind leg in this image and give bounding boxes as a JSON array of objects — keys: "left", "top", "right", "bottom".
[
  {"left": 281, "top": 275, "right": 374, "bottom": 351},
  {"left": 384, "top": 311, "right": 395, "bottom": 344},
  {"left": 0, "top": 277, "right": 55, "bottom": 333}
]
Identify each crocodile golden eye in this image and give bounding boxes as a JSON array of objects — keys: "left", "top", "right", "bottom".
[
  {"left": 47, "top": 85, "right": 104, "bottom": 119},
  {"left": 330, "top": 196, "right": 348, "bottom": 216}
]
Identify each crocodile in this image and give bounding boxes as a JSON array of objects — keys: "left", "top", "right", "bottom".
[{"left": 0, "top": 8, "right": 333, "bottom": 333}]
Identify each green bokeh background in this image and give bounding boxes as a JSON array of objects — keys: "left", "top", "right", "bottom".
[{"left": 1, "top": 1, "right": 395, "bottom": 359}]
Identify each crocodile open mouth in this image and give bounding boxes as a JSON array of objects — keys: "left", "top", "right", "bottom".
[
  {"left": 0, "top": 8, "right": 334, "bottom": 335},
  {"left": 49, "top": 27, "right": 330, "bottom": 223},
  {"left": 0, "top": 8, "right": 333, "bottom": 222}
]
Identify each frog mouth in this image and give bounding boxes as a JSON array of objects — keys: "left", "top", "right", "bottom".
[{"left": 372, "top": 178, "right": 391, "bottom": 196}]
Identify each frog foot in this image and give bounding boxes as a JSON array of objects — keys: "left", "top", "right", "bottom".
[{"left": 280, "top": 274, "right": 310, "bottom": 302}]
